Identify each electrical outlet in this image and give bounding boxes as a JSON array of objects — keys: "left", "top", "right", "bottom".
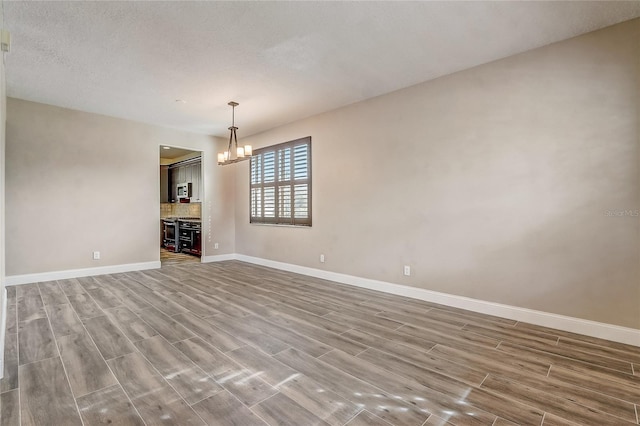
[
  {"left": 214, "top": 243, "right": 219, "bottom": 250},
  {"left": 93, "top": 251, "right": 100, "bottom": 260},
  {"left": 403, "top": 265, "right": 411, "bottom": 276},
  {"left": 320, "top": 254, "right": 325, "bottom": 263}
]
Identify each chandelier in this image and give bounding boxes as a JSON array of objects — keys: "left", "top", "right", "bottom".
[{"left": 217, "top": 101, "right": 252, "bottom": 165}]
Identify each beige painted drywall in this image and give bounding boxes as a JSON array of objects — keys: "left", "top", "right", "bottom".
[
  {"left": 6, "top": 99, "right": 235, "bottom": 275},
  {"left": 0, "top": 12, "right": 7, "bottom": 375},
  {"left": 234, "top": 19, "right": 640, "bottom": 329}
]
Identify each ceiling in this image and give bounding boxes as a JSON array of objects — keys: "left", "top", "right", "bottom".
[
  {"left": 159, "top": 145, "right": 199, "bottom": 162},
  {"left": 5, "top": 1, "right": 640, "bottom": 138}
]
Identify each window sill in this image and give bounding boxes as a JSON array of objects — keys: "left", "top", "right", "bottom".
[{"left": 249, "top": 223, "right": 312, "bottom": 228}]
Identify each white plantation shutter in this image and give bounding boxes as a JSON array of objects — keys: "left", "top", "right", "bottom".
[{"left": 250, "top": 137, "right": 311, "bottom": 226}]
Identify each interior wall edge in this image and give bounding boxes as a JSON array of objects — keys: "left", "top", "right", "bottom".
[
  {"left": 4, "top": 260, "right": 160, "bottom": 286},
  {"left": 224, "top": 254, "right": 640, "bottom": 347}
]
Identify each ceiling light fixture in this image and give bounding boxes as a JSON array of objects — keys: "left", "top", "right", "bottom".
[
  {"left": 162, "top": 146, "right": 171, "bottom": 150},
  {"left": 217, "top": 101, "right": 252, "bottom": 165}
]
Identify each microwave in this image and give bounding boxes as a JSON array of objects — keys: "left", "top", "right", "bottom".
[{"left": 177, "top": 182, "right": 192, "bottom": 199}]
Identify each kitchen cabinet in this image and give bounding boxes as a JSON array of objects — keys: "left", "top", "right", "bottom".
[
  {"left": 178, "top": 220, "right": 201, "bottom": 256},
  {"left": 188, "top": 163, "right": 201, "bottom": 202},
  {"left": 160, "top": 166, "right": 169, "bottom": 203},
  {"left": 169, "top": 158, "right": 202, "bottom": 202}
]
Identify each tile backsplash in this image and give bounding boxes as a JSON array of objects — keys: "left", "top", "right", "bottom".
[{"left": 161, "top": 202, "right": 201, "bottom": 218}]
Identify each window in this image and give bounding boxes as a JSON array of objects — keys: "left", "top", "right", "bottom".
[{"left": 250, "top": 136, "right": 311, "bottom": 226}]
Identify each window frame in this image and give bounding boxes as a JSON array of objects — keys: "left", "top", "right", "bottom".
[{"left": 249, "top": 136, "right": 312, "bottom": 226}]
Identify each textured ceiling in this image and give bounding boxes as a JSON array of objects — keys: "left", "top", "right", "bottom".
[
  {"left": 4, "top": 1, "right": 640, "bottom": 137},
  {"left": 160, "top": 146, "right": 199, "bottom": 161}
]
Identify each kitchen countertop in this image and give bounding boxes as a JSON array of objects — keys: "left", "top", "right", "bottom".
[{"left": 161, "top": 216, "right": 201, "bottom": 222}]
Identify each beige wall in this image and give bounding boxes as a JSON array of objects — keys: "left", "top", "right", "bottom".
[
  {"left": 6, "top": 99, "right": 235, "bottom": 275},
  {"left": 0, "top": 13, "right": 6, "bottom": 374},
  {"left": 235, "top": 19, "right": 640, "bottom": 328}
]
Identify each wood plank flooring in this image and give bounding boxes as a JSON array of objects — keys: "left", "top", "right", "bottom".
[
  {"left": 160, "top": 248, "right": 200, "bottom": 266},
  {"left": 1, "top": 261, "right": 639, "bottom": 426}
]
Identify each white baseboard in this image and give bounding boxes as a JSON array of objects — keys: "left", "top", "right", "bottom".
[
  {"left": 5, "top": 261, "right": 161, "bottom": 286},
  {"left": 7, "top": 254, "right": 638, "bottom": 346},
  {"left": 235, "top": 254, "right": 640, "bottom": 347},
  {"left": 0, "top": 287, "right": 6, "bottom": 379},
  {"left": 201, "top": 253, "right": 239, "bottom": 263}
]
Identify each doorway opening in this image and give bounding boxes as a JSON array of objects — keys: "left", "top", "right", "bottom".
[{"left": 160, "top": 146, "right": 203, "bottom": 265}]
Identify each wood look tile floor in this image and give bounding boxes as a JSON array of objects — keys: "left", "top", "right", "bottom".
[
  {"left": 160, "top": 248, "right": 200, "bottom": 266},
  {"left": 1, "top": 261, "right": 639, "bottom": 426}
]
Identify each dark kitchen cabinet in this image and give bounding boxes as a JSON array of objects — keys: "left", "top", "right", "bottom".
[
  {"left": 192, "top": 230, "right": 201, "bottom": 255},
  {"left": 160, "top": 166, "right": 169, "bottom": 203},
  {"left": 169, "top": 159, "right": 202, "bottom": 202},
  {"left": 178, "top": 220, "right": 201, "bottom": 256}
]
